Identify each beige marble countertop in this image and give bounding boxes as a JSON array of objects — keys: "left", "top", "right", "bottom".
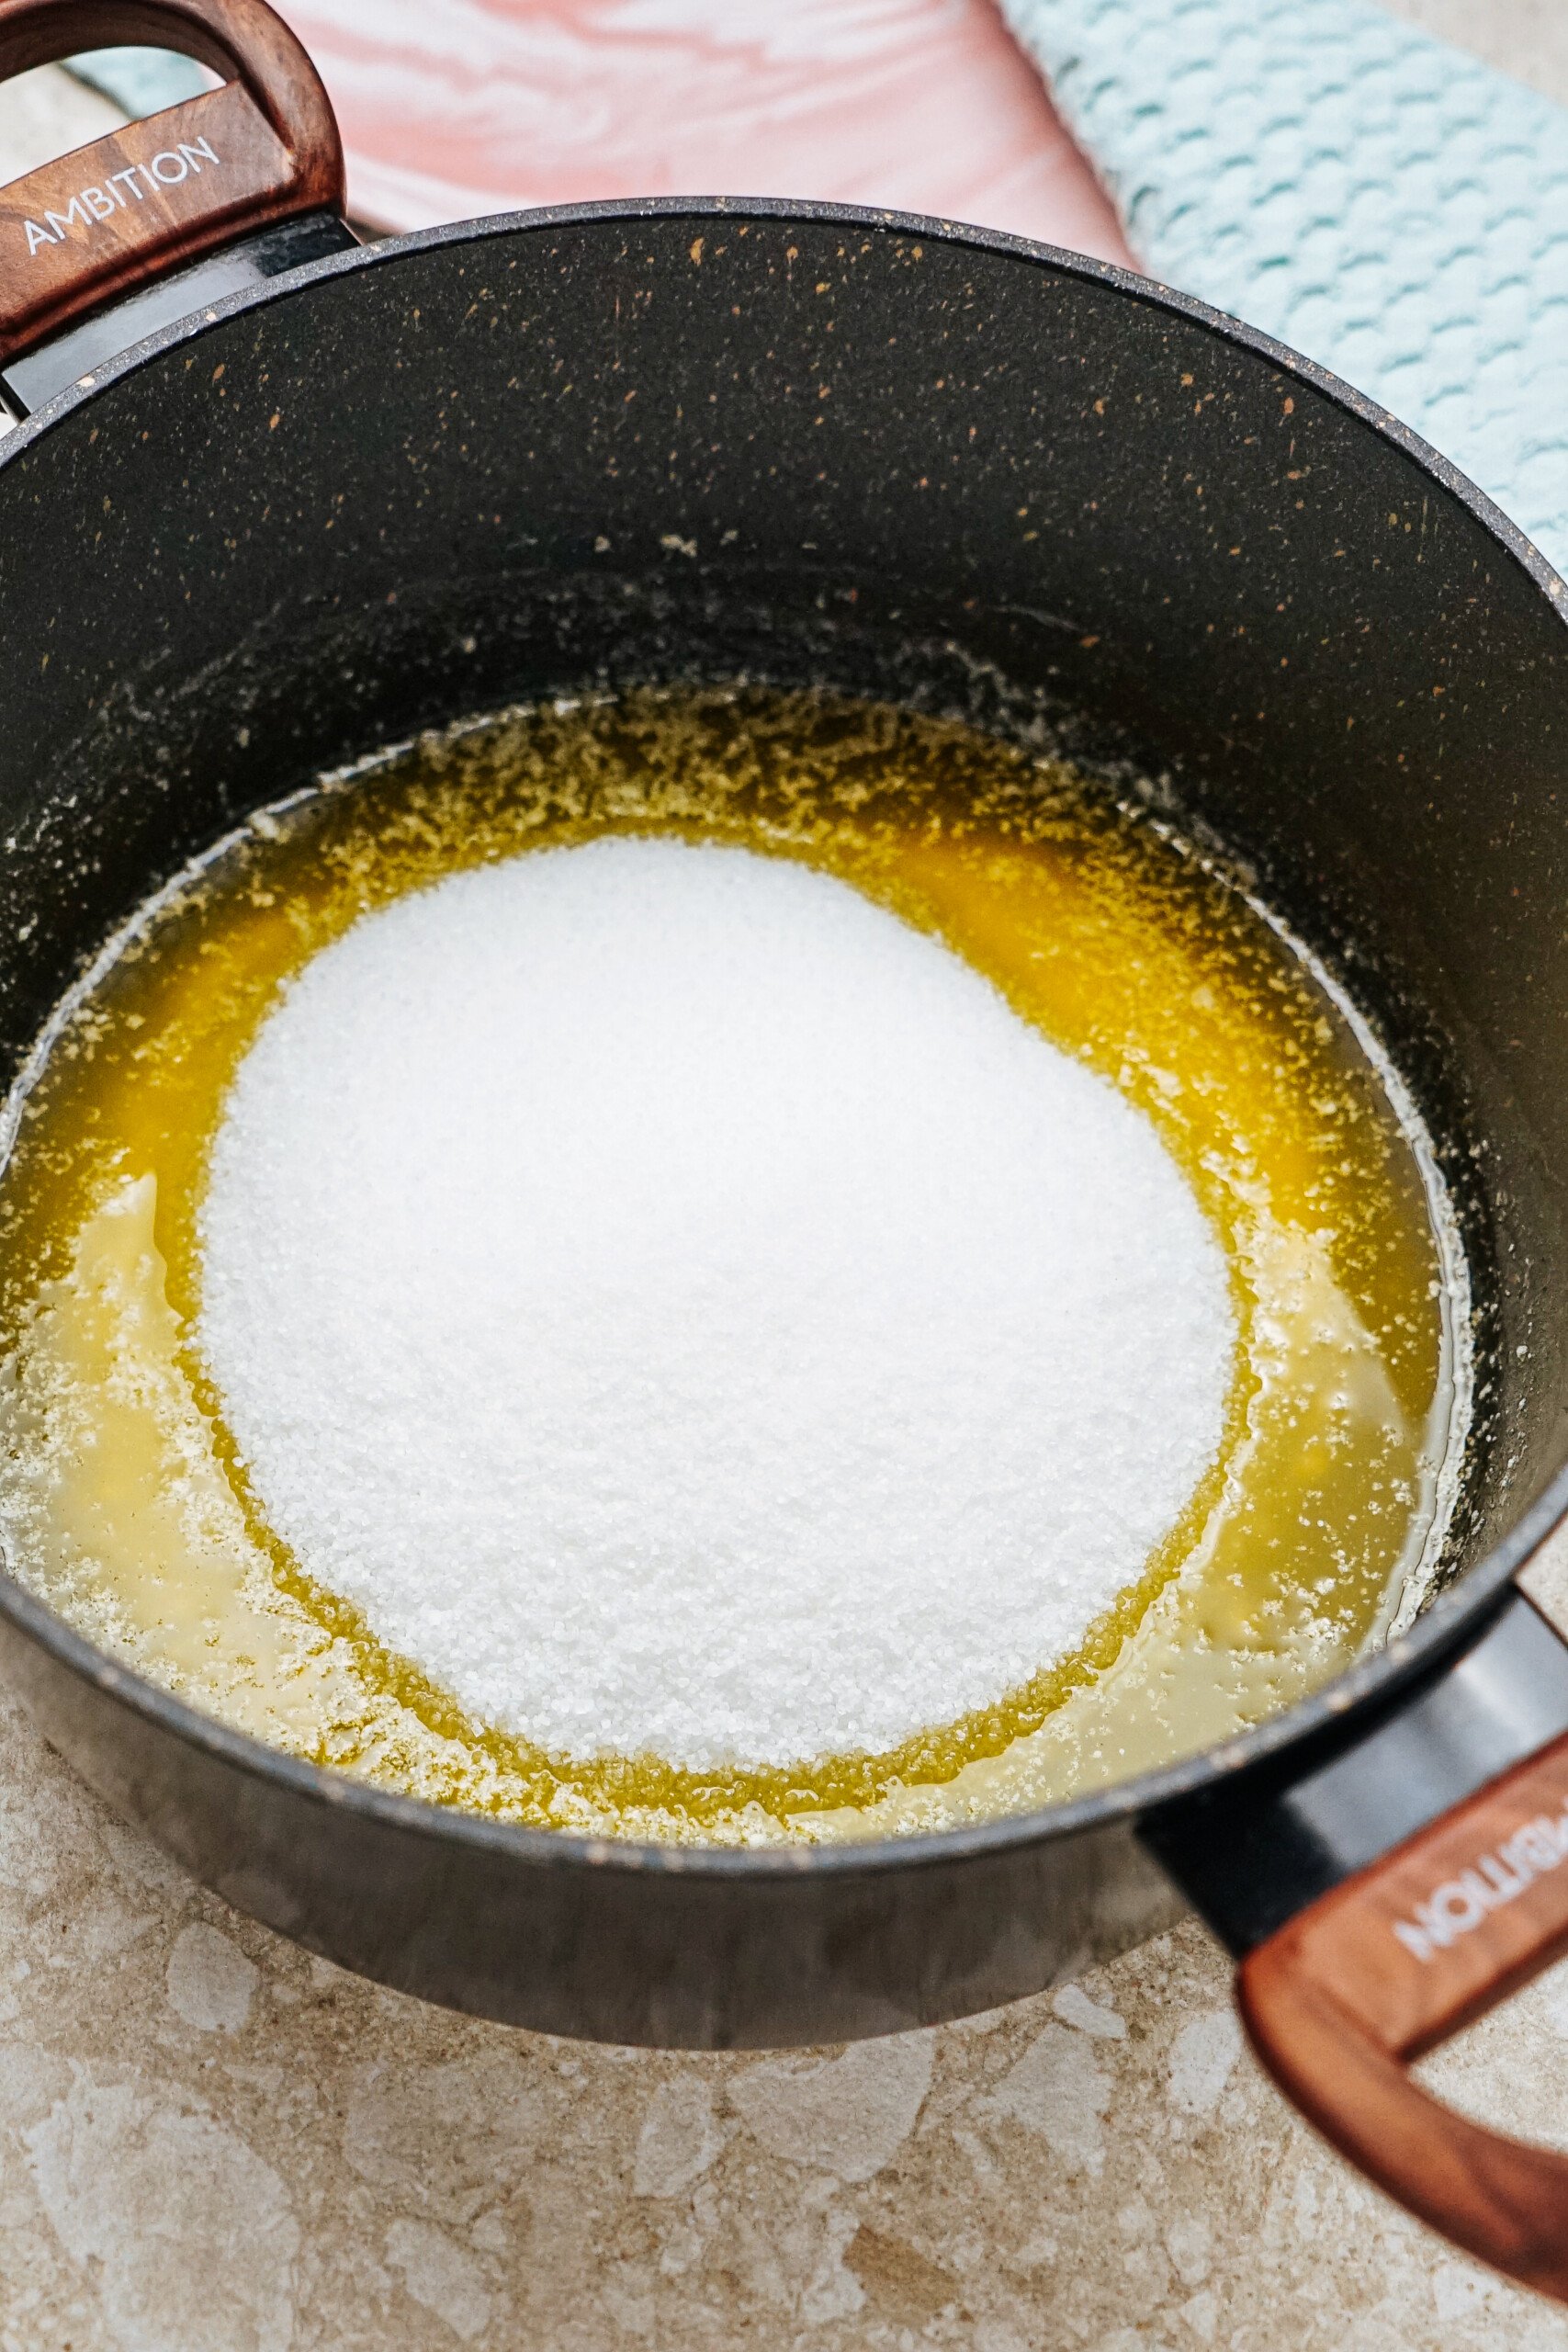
[
  {"left": 5, "top": 6, "right": 1568, "bottom": 2346},
  {"left": 1, "top": 1541, "right": 1567, "bottom": 2352}
]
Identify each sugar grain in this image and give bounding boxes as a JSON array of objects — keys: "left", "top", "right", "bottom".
[{"left": 197, "top": 838, "right": 1235, "bottom": 1770}]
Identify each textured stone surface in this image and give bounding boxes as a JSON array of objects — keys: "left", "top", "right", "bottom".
[{"left": 0, "top": 1535, "right": 1561, "bottom": 2346}]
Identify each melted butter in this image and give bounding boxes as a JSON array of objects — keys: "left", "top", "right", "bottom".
[{"left": 0, "top": 687, "right": 1467, "bottom": 1844}]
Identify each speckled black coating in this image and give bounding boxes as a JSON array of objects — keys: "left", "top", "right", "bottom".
[{"left": 0, "top": 202, "right": 1565, "bottom": 2045}]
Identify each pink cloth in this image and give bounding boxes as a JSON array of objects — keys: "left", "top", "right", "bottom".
[{"left": 276, "top": 0, "right": 1131, "bottom": 263}]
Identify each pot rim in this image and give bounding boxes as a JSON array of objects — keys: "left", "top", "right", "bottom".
[{"left": 3, "top": 192, "right": 1566, "bottom": 1883}]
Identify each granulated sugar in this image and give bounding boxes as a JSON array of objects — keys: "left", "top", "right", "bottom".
[{"left": 197, "top": 837, "right": 1235, "bottom": 1771}]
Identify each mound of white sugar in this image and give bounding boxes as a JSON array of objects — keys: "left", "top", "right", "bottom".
[{"left": 197, "top": 836, "right": 1235, "bottom": 1772}]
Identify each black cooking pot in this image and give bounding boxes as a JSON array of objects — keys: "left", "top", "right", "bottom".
[{"left": 5, "top": 0, "right": 1568, "bottom": 2300}]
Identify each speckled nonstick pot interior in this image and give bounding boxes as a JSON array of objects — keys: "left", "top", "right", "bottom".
[{"left": 0, "top": 187, "right": 1562, "bottom": 2060}]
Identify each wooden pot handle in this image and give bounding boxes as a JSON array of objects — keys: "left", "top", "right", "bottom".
[
  {"left": 0, "top": 0, "right": 344, "bottom": 366},
  {"left": 1240, "top": 1726, "right": 1568, "bottom": 2300}
]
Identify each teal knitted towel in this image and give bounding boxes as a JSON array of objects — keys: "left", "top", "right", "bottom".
[
  {"left": 64, "top": 47, "right": 205, "bottom": 119},
  {"left": 1001, "top": 0, "right": 1568, "bottom": 577}
]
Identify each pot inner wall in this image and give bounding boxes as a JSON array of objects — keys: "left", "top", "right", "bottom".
[{"left": 0, "top": 210, "right": 1561, "bottom": 1743}]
